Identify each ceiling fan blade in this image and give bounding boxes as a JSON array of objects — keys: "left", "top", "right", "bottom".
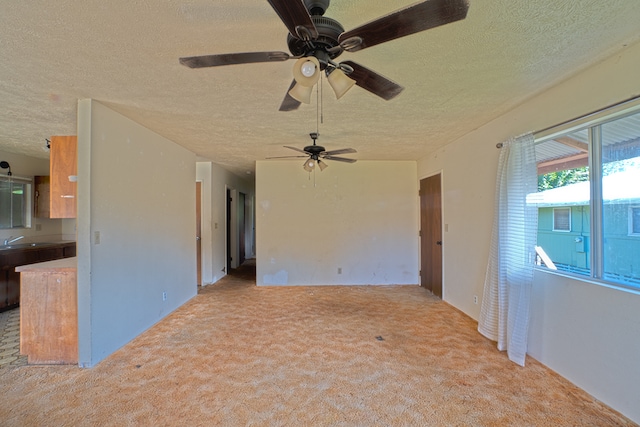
[
  {"left": 338, "top": 0, "right": 470, "bottom": 52},
  {"left": 179, "top": 51, "right": 291, "bottom": 68},
  {"left": 323, "top": 155, "right": 357, "bottom": 163},
  {"left": 323, "top": 148, "right": 357, "bottom": 156},
  {"left": 341, "top": 61, "right": 404, "bottom": 100},
  {"left": 266, "top": 0, "right": 318, "bottom": 40},
  {"left": 283, "top": 145, "right": 309, "bottom": 154},
  {"left": 279, "top": 80, "right": 302, "bottom": 112},
  {"left": 266, "top": 155, "right": 308, "bottom": 159}
]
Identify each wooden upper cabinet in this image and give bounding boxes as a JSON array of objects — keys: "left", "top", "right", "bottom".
[{"left": 50, "top": 136, "right": 77, "bottom": 218}]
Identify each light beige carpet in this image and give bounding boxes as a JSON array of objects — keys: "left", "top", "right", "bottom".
[{"left": 0, "top": 262, "right": 635, "bottom": 426}]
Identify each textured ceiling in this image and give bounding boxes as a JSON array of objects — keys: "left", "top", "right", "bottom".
[{"left": 1, "top": 1, "right": 639, "bottom": 176}]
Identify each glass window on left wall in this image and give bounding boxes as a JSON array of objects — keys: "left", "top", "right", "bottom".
[{"left": 0, "top": 177, "right": 32, "bottom": 229}]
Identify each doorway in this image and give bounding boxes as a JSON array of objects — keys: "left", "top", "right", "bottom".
[{"left": 420, "top": 173, "right": 443, "bottom": 297}]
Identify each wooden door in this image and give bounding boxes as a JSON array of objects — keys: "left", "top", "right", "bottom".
[
  {"left": 420, "top": 174, "right": 443, "bottom": 297},
  {"left": 195, "top": 182, "right": 202, "bottom": 286},
  {"left": 226, "top": 189, "right": 231, "bottom": 273},
  {"left": 238, "top": 192, "right": 246, "bottom": 266}
]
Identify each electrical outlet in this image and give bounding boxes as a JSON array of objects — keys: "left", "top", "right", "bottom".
[
  {"left": 162, "top": 292, "right": 167, "bottom": 301},
  {"left": 337, "top": 267, "right": 342, "bottom": 274},
  {"left": 473, "top": 295, "right": 478, "bottom": 304},
  {"left": 94, "top": 231, "right": 101, "bottom": 245}
]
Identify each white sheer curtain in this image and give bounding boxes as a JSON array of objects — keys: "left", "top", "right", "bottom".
[{"left": 478, "top": 133, "right": 538, "bottom": 366}]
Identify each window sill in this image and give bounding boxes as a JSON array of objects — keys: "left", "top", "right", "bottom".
[{"left": 534, "top": 266, "right": 640, "bottom": 296}]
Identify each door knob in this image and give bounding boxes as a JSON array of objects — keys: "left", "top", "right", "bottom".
[{"left": 436, "top": 241, "right": 442, "bottom": 245}]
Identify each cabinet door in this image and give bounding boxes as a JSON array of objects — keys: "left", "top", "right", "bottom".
[
  {"left": 2, "top": 251, "right": 37, "bottom": 309},
  {"left": 0, "top": 270, "right": 8, "bottom": 310},
  {"left": 63, "top": 243, "right": 76, "bottom": 258},
  {"left": 50, "top": 135, "right": 77, "bottom": 218},
  {"left": 34, "top": 176, "right": 51, "bottom": 218},
  {"left": 38, "top": 247, "right": 64, "bottom": 263}
]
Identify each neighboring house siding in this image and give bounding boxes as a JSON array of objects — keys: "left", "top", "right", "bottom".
[
  {"left": 604, "top": 203, "right": 640, "bottom": 279},
  {"left": 538, "top": 206, "right": 590, "bottom": 271},
  {"left": 537, "top": 203, "right": 640, "bottom": 280}
]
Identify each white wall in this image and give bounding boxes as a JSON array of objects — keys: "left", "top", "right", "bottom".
[
  {"left": 0, "top": 149, "right": 74, "bottom": 243},
  {"left": 418, "top": 40, "right": 640, "bottom": 422},
  {"left": 77, "top": 100, "right": 197, "bottom": 367},
  {"left": 256, "top": 160, "right": 419, "bottom": 286},
  {"left": 196, "top": 161, "right": 255, "bottom": 285}
]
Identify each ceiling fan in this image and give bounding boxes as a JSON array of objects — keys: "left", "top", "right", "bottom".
[
  {"left": 179, "top": 0, "right": 470, "bottom": 111},
  {"left": 268, "top": 132, "right": 357, "bottom": 171}
]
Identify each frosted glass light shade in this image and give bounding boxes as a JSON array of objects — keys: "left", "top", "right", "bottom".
[
  {"left": 318, "top": 160, "right": 328, "bottom": 171},
  {"left": 303, "top": 158, "right": 315, "bottom": 172},
  {"left": 288, "top": 83, "right": 313, "bottom": 104},
  {"left": 327, "top": 68, "right": 356, "bottom": 99},
  {"left": 292, "top": 57, "right": 321, "bottom": 87}
]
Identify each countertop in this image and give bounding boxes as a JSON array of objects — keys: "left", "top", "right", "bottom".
[
  {"left": 16, "top": 257, "right": 77, "bottom": 272},
  {"left": 0, "top": 240, "right": 76, "bottom": 252}
]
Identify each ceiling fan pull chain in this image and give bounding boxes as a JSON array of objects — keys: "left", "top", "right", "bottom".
[
  {"left": 320, "top": 76, "right": 324, "bottom": 126},
  {"left": 316, "top": 80, "right": 320, "bottom": 134}
]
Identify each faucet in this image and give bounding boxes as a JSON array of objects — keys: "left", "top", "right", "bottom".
[{"left": 3, "top": 235, "right": 24, "bottom": 246}]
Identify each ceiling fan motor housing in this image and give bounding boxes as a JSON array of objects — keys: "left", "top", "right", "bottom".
[
  {"left": 287, "top": 15, "right": 344, "bottom": 62},
  {"left": 304, "top": 145, "right": 326, "bottom": 156},
  {"left": 304, "top": 0, "right": 330, "bottom": 16}
]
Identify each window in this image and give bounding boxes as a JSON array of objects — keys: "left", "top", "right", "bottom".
[
  {"left": 553, "top": 208, "right": 571, "bottom": 231},
  {"left": 532, "top": 102, "right": 640, "bottom": 289},
  {"left": 631, "top": 207, "right": 640, "bottom": 235},
  {"left": 0, "top": 176, "right": 32, "bottom": 229}
]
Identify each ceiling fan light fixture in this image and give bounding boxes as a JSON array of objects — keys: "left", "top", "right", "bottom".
[
  {"left": 292, "top": 57, "right": 321, "bottom": 87},
  {"left": 303, "top": 159, "right": 315, "bottom": 172},
  {"left": 288, "top": 82, "right": 314, "bottom": 104},
  {"left": 327, "top": 68, "right": 356, "bottom": 99},
  {"left": 318, "top": 159, "right": 329, "bottom": 171}
]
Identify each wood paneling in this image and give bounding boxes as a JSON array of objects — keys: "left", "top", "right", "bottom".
[{"left": 19, "top": 259, "right": 77, "bottom": 364}]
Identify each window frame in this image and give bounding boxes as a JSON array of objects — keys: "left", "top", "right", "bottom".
[
  {"left": 552, "top": 207, "right": 571, "bottom": 232},
  {"left": 0, "top": 175, "right": 33, "bottom": 230},
  {"left": 534, "top": 97, "right": 640, "bottom": 292},
  {"left": 629, "top": 206, "right": 640, "bottom": 236}
]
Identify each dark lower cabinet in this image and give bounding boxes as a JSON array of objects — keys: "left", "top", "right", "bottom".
[{"left": 0, "top": 242, "right": 76, "bottom": 312}]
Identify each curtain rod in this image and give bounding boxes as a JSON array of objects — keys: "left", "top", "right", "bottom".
[{"left": 496, "top": 94, "right": 640, "bottom": 149}]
